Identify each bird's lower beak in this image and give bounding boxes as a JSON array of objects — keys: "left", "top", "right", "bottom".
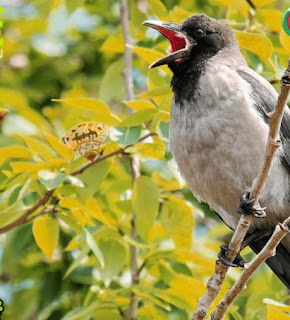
[{"left": 143, "top": 20, "right": 193, "bottom": 68}]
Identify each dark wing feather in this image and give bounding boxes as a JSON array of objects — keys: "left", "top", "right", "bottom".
[
  {"left": 237, "top": 67, "right": 290, "bottom": 173},
  {"left": 250, "top": 237, "right": 290, "bottom": 290}
]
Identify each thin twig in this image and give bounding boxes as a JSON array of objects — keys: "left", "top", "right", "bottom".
[
  {"left": 211, "top": 217, "right": 290, "bottom": 319},
  {"left": 0, "top": 189, "right": 55, "bottom": 235},
  {"left": 118, "top": 1, "right": 140, "bottom": 318},
  {"left": 192, "top": 60, "right": 290, "bottom": 320},
  {"left": 119, "top": 0, "right": 134, "bottom": 101}
]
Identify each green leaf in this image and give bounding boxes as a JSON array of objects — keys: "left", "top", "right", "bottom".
[
  {"left": 99, "top": 240, "right": 126, "bottom": 281},
  {"left": 112, "top": 126, "right": 141, "bottom": 146},
  {"left": 99, "top": 59, "right": 125, "bottom": 101},
  {"left": 64, "top": 246, "right": 90, "bottom": 278},
  {"left": 120, "top": 109, "right": 158, "bottom": 127},
  {"left": 84, "top": 229, "right": 105, "bottom": 268},
  {"left": 147, "top": 0, "right": 169, "bottom": 19},
  {"left": 77, "top": 160, "right": 110, "bottom": 201},
  {"left": 132, "top": 176, "right": 159, "bottom": 241},
  {"left": 38, "top": 170, "right": 67, "bottom": 189}
]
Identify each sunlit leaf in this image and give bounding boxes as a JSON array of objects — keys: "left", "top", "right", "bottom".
[
  {"left": 259, "top": 9, "right": 283, "bottom": 33},
  {"left": 0, "top": 146, "right": 32, "bottom": 165},
  {"left": 32, "top": 215, "right": 59, "bottom": 260},
  {"left": 147, "top": 0, "right": 169, "bottom": 20},
  {"left": 120, "top": 109, "right": 158, "bottom": 127},
  {"left": 53, "top": 98, "right": 121, "bottom": 126},
  {"left": 124, "top": 100, "right": 156, "bottom": 111},
  {"left": 99, "top": 240, "right": 126, "bottom": 281},
  {"left": 44, "top": 131, "right": 74, "bottom": 160},
  {"left": 235, "top": 31, "right": 273, "bottom": 61},
  {"left": 131, "top": 46, "right": 172, "bottom": 75},
  {"left": 84, "top": 229, "right": 105, "bottom": 268},
  {"left": 132, "top": 176, "right": 159, "bottom": 241}
]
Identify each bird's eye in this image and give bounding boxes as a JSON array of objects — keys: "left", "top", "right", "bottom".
[{"left": 195, "top": 29, "right": 206, "bottom": 37}]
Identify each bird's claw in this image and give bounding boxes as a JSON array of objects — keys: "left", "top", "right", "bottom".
[
  {"left": 218, "top": 244, "right": 246, "bottom": 268},
  {"left": 237, "top": 192, "right": 266, "bottom": 218}
]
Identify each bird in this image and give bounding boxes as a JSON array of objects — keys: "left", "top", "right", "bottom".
[{"left": 143, "top": 14, "right": 290, "bottom": 289}]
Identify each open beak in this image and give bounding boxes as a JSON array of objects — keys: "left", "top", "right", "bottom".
[{"left": 143, "top": 20, "right": 194, "bottom": 68}]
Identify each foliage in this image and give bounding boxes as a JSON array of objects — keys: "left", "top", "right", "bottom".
[{"left": 0, "top": 0, "right": 289, "bottom": 319}]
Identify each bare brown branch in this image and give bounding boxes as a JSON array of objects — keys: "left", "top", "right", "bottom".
[
  {"left": 211, "top": 216, "right": 290, "bottom": 319},
  {"left": 192, "top": 60, "right": 290, "bottom": 320},
  {"left": 119, "top": 0, "right": 134, "bottom": 101}
]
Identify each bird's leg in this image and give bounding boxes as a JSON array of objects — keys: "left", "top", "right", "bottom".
[
  {"left": 218, "top": 229, "right": 273, "bottom": 267},
  {"left": 218, "top": 244, "right": 246, "bottom": 267},
  {"left": 237, "top": 192, "right": 266, "bottom": 218}
]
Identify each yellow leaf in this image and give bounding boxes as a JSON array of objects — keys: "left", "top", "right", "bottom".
[
  {"left": 254, "top": 0, "right": 275, "bottom": 6},
  {"left": 43, "top": 131, "right": 74, "bottom": 161},
  {"left": 235, "top": 31, "right": 272, "bottom": 60},
  {"left": 161, "top": 195, "right": 194, "bottom": 249},
  {"left": 147, "top": 0, "right": 169, "bottom": 20},
  {"left": 267, "top": 306, "right": 290, "bottom": 320},
  {"left": 120, "top": 109, "right": 158, "bottom": 127},
  {"left": 0, "top": 88, "right": 51, "bottom": 131},
  {"left": 53, "top": 98, "right": 121, "bottom": 126},
  {"left": 2, "top": 170, "right": 13, "bottom": 178},
  {"left": 32, "top": 216, "right": 59, "bottom": 260},
  {"left": 85, "top": 198, "right": 117, "bottom": 229},
  {"left": 133, "top": 289, "right": 170, "bottom": 311},
  {"left": 59, "top": 197, "right": 82, "bottom": 209},
  {"left": 159, "top": 110, "right": 170, "bottom": 122},
  {"left": 168, "top": 274, "right": 206, "bottom": 309},
  {"left": 100, "top": 27, "right": 124, "bottom": 53},
  {"left": 0, "top": 146, "right": 32, "bottom": 165},
  {"left": 264, "top": 299, "right": 290, "bottom": 312},
  {"left": 169, "top": 6, "right": 194, "bottom": 22},
  {"left": 124, "top": 100, "right": 156, "bottom": 111},
  {"left": 136, "top": 86, "right": 172, "bottom": 99},
  {"left": 135, "top": 138, "right": 166, "bottom": 160},
  {"left": 131, "top": 46, "right": 172, "bottom": 76},
  {"left": 259, "top": 9, "right": 282, "bottom": 32},
  {"left": 71, "top": 208, "right": 94, "bottom": 226},
  {"left": 52, "top": 0, "right": 62, "bottom": 9},
  {"left": 280, "top": 29, "right": 290, "bottom": 54},
  {"left": 22, "top": 136, "right": 56, "bottom": 161},
  {"left": 152, "top": 172, "right": 180, "bottom": 191},
  {"left": 10, "top": 162, "right": 51, "bottom": 174}
]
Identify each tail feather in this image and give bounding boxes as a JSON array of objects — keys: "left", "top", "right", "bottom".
[{"left": 249, "top": 236, "right": 290, "bottom": 289}]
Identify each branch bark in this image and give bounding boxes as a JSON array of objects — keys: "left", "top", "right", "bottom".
[
  {"left": 192, "top": 60, "right": 290, "bottom": 320},
  {"left": 119, "top": 0, "right": 139, "bottom": 318},
  {"left": 119, "top": 0, "right": 134, "bottom": 101},
  {"left": 211, "top": 217, "right": 290, "bottom": 319}
]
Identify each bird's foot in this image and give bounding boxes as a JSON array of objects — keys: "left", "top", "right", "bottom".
[
  {"left": 237, "top": 192, "right": 266, "bottom": 218},
  {"left": 218, "top": 244, "right": 246, "bottom": 268}
]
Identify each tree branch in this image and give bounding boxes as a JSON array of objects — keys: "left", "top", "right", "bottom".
[
  {"left": 119, "top": 0, "right": 134, "bottom": 101},
  {"left": 192, "top": 60, "right": 290, "bottom": 320},
  {"left": 118, "top": 1, "right": 140, "bottom": 318},
  {"left": 211, "top": 217, "right": 290, "bottom": 320}
]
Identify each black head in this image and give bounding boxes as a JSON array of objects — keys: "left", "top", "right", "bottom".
[{"left": 143, "top": 14, "right": 237, "bottom": 74}]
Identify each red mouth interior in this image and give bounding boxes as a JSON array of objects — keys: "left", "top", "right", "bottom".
[{"left": 156, "top": 26, "right": 186, "bottom": 52}]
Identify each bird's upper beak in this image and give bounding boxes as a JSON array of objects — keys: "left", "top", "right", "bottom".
[{"left": 143, "top": 20, "right": 193, "bottom": 68}]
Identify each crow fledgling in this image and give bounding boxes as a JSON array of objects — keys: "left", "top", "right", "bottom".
[{"left": 144, "top": 14, "right": 290, "bottom": 288}]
